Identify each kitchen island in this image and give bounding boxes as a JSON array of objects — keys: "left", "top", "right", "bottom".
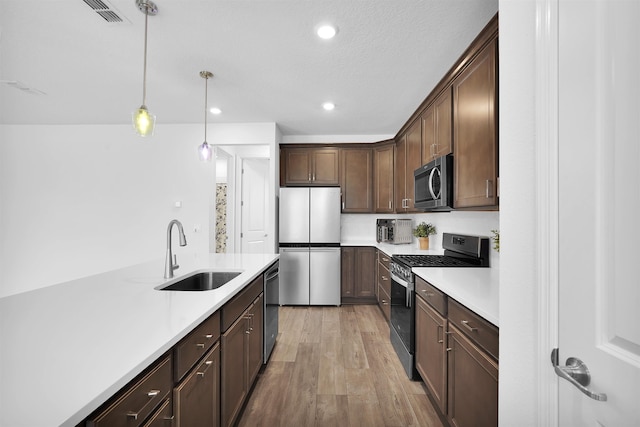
[{"left": 0, "top": 252, "right": 279, "bottom": 427}]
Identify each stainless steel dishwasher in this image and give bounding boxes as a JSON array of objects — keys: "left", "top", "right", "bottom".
[{"left": 263, "top": 260, "right": 279, "bottom": 363}]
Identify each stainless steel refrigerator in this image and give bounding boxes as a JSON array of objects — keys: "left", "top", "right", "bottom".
[{"left": 278, "top": 187, "right": 341, "bottom": 305}]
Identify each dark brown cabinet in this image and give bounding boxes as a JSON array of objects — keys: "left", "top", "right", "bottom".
[
  {"left": 341, "top": 246, "right": 376, "bottom": 303},
  {"left": 173, "top": 343, "right": 220, "bottom": 427},
  {"left": 340, "top": 147, "right": 373, "bottom": 213},
  {"left": 221, "top": 276, "right": 264, "bottom": 427},
  {"left": 376, "top": 250, "right": 391, "bottom": 321},
  {"left": 281, "top": 147, "right": 339, "bottom": 186},
  {"left": 395, "top": 119, "right": 422, "bottom": 212},
  {"left": 373, "top": 142, "right": 395, "bottom": 213},
  {"left": 415, "top": 293, "right": 447, "bottom": 414},
  {"left": 415, "top": 276, "right": 498, "bottom": 427},
  {"left": 447, "top": 323, "right": 498, "bottom": 427},
  {"left": 87, "top": 356, "right": 173, "bottom": 427},
  {"left": 422, "top": 87, "right": 453, "bottom": 164},
  {"left": 453, "top": 37, "right": 498, "bottom": 209}
]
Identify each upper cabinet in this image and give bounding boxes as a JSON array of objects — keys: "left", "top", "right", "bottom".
[
  {"left": 395, "top": 119, "right": 422, "bottom": 213},
  {"left": 281, "top": 147, "right": 339, "bottom": 186},
  {"left": 422, "top": 87, "right": 453, "bottom": 164},
  {"left": 374, "top": 142, "right": 395, "bottom": 213},
  {"left": 340, "top": 147, "right": 373, "bottom": 213},
  {"left": 453, "top": 38, "right": 498, "bottom": 209}
]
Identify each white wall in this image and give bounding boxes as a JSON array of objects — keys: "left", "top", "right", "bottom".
[
  {"left": 499, "top": 1, "right": 540, "bottom": 425},
  {"left": 0, "top": 124, "right": 214, "bottom": 297}
]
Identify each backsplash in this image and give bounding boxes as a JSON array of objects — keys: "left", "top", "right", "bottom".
[{"left": 341, "top": 211, "right": 500, "bottom": 267}]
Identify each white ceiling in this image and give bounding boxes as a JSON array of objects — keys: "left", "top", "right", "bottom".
[{"left": 0, "top": 0, "right": 498, "bottom": 137}]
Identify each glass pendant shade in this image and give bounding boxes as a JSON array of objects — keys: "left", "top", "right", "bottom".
[
  {"left": 132, "top": 105, "right": 155, "bottom": 137},
  {"left": 198, "top": 141, "right": 212, "bottom": 162}
]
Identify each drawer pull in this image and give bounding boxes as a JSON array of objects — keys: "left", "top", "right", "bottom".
[
  {"left": 461, "top": 320, "right": 478, "bottom": 332},
  {"left": 421, "top": 290, "right": 434, "bottom": 297},
  {"left": 381, "top": 276, "right": 388, "bottom": 281},
  {"left": 205, "top": 334, "right": 213, "bottom": 339},
  {"left": 381, "top": 299, "right": 388, "bottom": 305},
  {"left": 126, "top": 389, "right": 161, "bottom": 419},
  {"left": 196, "top": 343, "right": 205, "bottom": 349},
  {"left": 197, "top": 360, "right": 215, "bottom": 378},
  {"left": 382, "top": 257, "right": 389, "bottom": 262}
]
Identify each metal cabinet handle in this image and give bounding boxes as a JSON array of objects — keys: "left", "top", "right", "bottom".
[
  {"left": 197, "top": 359, "right": 214, "bottom": 378},
  {"left": 388, "top": 200, "right": 392, "bottom": 209},
  {"left": 205, "top": 334, "right": 213, "bottom": 339},
  {"left": 486, "top": 180, "right": 493, "bottom": 198},
  {"left": 381, "top": 276, "right": 388, "bottom": 281},
  {"left": 381, "top": 299, "right": 388, "bottom": 305},
  {"left": 421, "top": 289, "right": 434, "bottom": 297},
  {"left": 196, "top": 343, "right": 205, "bottom": 349},
  {"left": 461, "top": 320, "right": 477, "bottom": 332},
  {"left": 437, "top": 325, "right": 444, "bottom": 344},
  {"left": 551, "top": 349, "right": 607, "bottom": 401},
  {"left": 126, "top": 389, "right": 161, "bottom": 419},
  {"left": 382, "top": 257, "right": 389, "bottom": 262}
]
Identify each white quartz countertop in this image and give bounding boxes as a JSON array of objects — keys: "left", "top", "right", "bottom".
[
  {"left": 0, "top": 252, "right": 279, "bottom": 427},
  {"left": 413, "top": 267, "right": 499, "bottom": 327},
  {"left": 342, "top": 240, "right": 499, "bottom": 327}
]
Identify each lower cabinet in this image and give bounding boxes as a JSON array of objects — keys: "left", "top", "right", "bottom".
[
  {"left": 173, "top": 343, "right": 220, "bottom": 427},
  {"left": 84, "top": 270, "right": 268, "bottom": 427},
  {"left": 221, "top": 277, "right": 264, "bottom": 427},
  {"left": 341, "top": 246, "right": 376, "bottom": 303},
  {"left": 415, "top": 276, "right": 498, "bottom": 427},
  {"left": 376, "top": 250, "right": 391, "bottom": 321}
]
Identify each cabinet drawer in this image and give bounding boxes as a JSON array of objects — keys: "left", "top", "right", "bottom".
[
  {"left": 141, "top": 398, "right": 172, "bottom": 427},
  {"left": 377, "top": 284, "right": 391, "bottom": 322},
  {"left": 174, "top": 311, "right": 220, "bottom": 382},
  {"left": 222, "top": 275, "right": 263, "bottom": 332},
  {"left": 415, "top": 277, "right": 447, "bottom": 316},
  {"left": 448, "top": 299, "right": 498, "bottom": 360},
  {"left": 377, "top": 262, "right": 391, "bottom": 297},
  {"left": 88, "top": 355, "right": 172, "bottom": 427},
  {"left": 377, "top": 250, "right": 391, "bottom": 270}
]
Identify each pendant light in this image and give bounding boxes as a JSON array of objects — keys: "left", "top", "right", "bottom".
[
  {"left": 132, "top": 0, "right": 158, "bottom": 137},
  {"left": 198, "top": 71, "right": 214, "bottom": 162}
]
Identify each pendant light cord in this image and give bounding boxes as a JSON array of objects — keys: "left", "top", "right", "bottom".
[
  {"left": 204, "top": 76, "right": 208, "bottom": 141},
  {"left": 142, "top": 7, "right": 149, "bottom": 105}
]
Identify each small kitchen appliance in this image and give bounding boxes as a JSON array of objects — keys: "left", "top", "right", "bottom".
[
  {"left": 389, "top": 233, "right": 490, "bottom": 379},
  {"left": 376, "top": 218, "right": 412, "bottom": 244}
]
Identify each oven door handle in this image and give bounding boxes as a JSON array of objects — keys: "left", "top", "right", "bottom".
[{"left": 391, "top": 272, "right": 413, "bottom": 308}]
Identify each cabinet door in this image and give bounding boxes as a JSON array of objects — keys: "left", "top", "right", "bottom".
[
  {"left": 434, "top": 87, "right": 453, "bottom": 158},
  {"left": 354, "top": 247, "right": 376, "bottom": 298},
  {"left": 174, "top": 343, "right": 220, "bottom": 427},
  {"left": 453, "top": 39, "right": 498, "bottom": 208},
  {"left": 221, "top": 315, "right": 249, "bottom": 427},
  {"left": 415, "top": 296, "right": 447, "bottom": 414},
  {"left": 447, "top": 324, "right": 498, "bottom": 427},
  {"left": 283, "top": 148, "right": 311, "bottom": 185},
  {"left": 405, "top": 119, "right": 422, "bottom": 212},
  {"left": 247, "top": 294, "right": 264, "bottom": 387},
  {"left": 311, "top": 148, "right": 339, "bottom": 185},
  {"left": 340, "top": 148, "right": 373, "bottom": 213},
  {"left": 340, "top": 247, "right": 355, "bottom": 298},
  {"left": 394, "top": 135, "right": 406, "bottom": 212},
  {"left": 374, "top": 143, "right": 394, "bottom": 212},
  {"left": 421, "top": 104, "right": 436, "bottom": 164}
]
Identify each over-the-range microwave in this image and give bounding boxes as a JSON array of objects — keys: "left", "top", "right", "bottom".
[{"left": 414, "top": 154, "right": 453, "bottom": 211}]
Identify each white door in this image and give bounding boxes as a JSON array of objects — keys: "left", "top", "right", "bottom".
[
  {"left": 557, "top": 0, "right": 640, "bottom": 424},
  {"left": 241, "top": 158, "right": 270, "bottom": 254}
]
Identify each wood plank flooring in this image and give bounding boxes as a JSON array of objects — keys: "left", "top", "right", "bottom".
[{"left": 238, "top": 305, "right": 444, "bottom": 427}]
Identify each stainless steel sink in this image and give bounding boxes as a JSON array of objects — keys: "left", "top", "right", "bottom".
[{"left": 158, "top": 271, "right": 242, "bottom": 291}]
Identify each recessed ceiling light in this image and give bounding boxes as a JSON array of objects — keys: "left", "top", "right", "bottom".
[
  {"left": 322, "top": 102, "right": 335, "bottom": 111},
  {"left": 317, "top": 24, "right": 337, "bottom": 40},
  {"left": 210, "top": 107, "right": 222, "bottom": 115}
]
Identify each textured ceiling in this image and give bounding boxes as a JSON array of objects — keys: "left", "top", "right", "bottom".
[{"left": 0, "top": 0, "right": 498, "bottom": 137}]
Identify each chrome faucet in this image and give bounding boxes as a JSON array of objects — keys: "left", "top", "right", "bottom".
[{"left": 164, "top": 219, "right": 187, "bottom": 279}]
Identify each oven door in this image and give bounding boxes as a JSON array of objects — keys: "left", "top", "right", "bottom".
[{"left": 390, "top": 270, "right": 415, "bottom": 353}]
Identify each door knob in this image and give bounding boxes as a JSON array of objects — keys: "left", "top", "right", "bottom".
[{"left": 551, "top": 348, "right": 607, "bottom": 401}]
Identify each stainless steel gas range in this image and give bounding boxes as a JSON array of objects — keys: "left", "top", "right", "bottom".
[{"left": 389, "top": 233, "right": 490, "bottom": 380}]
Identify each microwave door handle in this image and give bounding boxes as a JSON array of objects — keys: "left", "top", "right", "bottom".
[{"left": 428, "top": 167, "right": 438, "bottom": 200}]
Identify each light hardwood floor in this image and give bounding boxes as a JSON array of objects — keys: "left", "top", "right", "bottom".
[{"left": 238, "top": 305, "right": 444, "bottom": 427}]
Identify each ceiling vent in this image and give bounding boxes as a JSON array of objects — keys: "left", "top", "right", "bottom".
[
  {"left": 82, "top": 0, "right": 130, "bottom": 24},
  {"left": 0, "top": 80, "right": 47, "bottom": 96}
]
